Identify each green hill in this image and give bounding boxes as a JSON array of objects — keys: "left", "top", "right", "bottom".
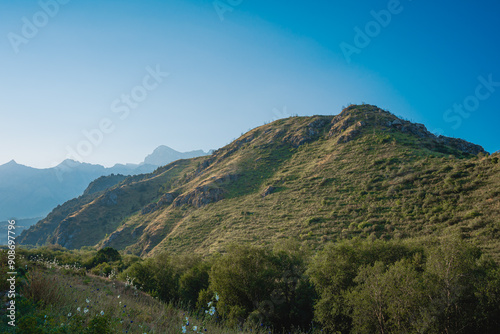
[{"left": 18, "top": 105, "right": 500, "bottom": 260}]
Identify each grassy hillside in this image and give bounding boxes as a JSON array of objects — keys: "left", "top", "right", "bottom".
[{"left": 18, "top": 105, "right": 500, "bottom": 260}]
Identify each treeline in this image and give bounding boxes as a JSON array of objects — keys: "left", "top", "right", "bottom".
[{"left": 17, "top": 237, "right": 500, "bottom": 333}]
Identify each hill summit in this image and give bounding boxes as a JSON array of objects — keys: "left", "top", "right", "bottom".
[{"left": 18, "top": 105, "right": 499, "bottom": 260}]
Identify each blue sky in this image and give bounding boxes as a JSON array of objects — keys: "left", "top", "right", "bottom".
[{"left": 1, "top": 0, "right": 499, "bottom": 168}]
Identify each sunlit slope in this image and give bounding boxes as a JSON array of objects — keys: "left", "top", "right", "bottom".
[{"left": 19, "top": 105, "right": 500, "bottom": 260}]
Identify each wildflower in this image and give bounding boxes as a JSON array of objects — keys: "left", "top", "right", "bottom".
[
  {"left": 100, "top": 311, "right": 104, "bottom": 316},
  {"left": 77, "top": 307, "right": 81, "bottom": 312},
  {"left": 193, "top": 325, "right": 198, "bottom": 331},
  {"left": 117, "top": 295, "right": 120, "bottom": 298},
  {"left": 215, "top": 293, "right": 219, "bottom": 301},
  {"left": 67, "top": 313, "right": 72, "bottom": 317},
  {"left": 86, "top": 298, "right": 90, "bottom": 303},
  {"left": 182, "top": 326, "right": 187, "bottom": 333},
  {"left": 84, "top": 308, "right": 89, "bottom": 314}
]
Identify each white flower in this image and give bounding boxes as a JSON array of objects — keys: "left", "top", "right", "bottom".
[
  {"left": 67, "top": 313, "right": 72, "bottom": 317},
  {"left": 86, "top": 298, "right": 90, "bottom": 304},
  {"left": 77, "top": 307, "right": 81, "bottom": 312},
  {"left": 84, "top": 308, "right": 89, "bottom": 314},
  {"left": 100, "top": 311, "right": 104, "bottom": 316},
  {"left": 193, "top": 325, "right": 198, "bottom": 331},
  {"left": 182, "top": 325, "right": 187, "bottom": 333},
  {"left": 215, "top": 293, "right": 219, "bottom": 301},
  {"left": 117, "top": 295, "right": 120, "bottom": 298}
]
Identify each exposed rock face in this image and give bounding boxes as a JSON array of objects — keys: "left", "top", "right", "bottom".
[
  {"left": 284, "top": 117, "right": 330, "bottom": 147},
  {"left": 336, "top": 121, "right": 366, "bottom": 144},
  {"left": 170, "top": 173, "right": 237, "bottom": 208},
  {"left": 262, "top": 186, "right": 276, "bottom": 197},
  {"left": 141, "top": 192, "right": 177, "bottom": 215},
  {"left": 327, "top": 104, "right": 487, "bottom": 155},
  {"left": 173, "top": 185, "right": 225, "bottom": 208},
  {"left": 437, "top": 136, "right": 486, "bottom": 155},
  {"left": 328, "top": 110, "right": 369, "bottom": 143},
  {"left": 392, "top": 121, "right": 433, "bottom": 139},
  {"left": 101, "top": 189, "right": 121, "bottom": 206}
]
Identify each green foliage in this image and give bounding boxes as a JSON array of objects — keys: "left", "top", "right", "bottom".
[
  {"left": 207, "top": 242, "right": 315, "bottom": 329},
  {"left": 179, "top": 260, "right": 210, "bottom": 307},
  {"left": 87, "top": 247, "right": 121, "bottom": 269},
  {"left": 308, "top": 237, "right": 500, "bottom": 333},
  {"left": 83, "top": 314, "right": 112, "bottom": 334}
]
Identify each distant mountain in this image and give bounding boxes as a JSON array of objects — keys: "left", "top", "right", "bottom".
[
  {"left": 0, "top": 146, "right": 208, "bottom": 222},
  {"left": 143, "top": 146, "right": 207, "bottom": 166},
  {"left": 18, "top": 105, "right": 500, "bottom": 261}
]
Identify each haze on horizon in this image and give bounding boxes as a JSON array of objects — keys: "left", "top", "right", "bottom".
[{"left": 1, "top": 0, "right": 499, "bottom": 168}]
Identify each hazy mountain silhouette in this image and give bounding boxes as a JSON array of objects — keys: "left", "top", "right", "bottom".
[{"left": 0, "top": 146, "right": 208, "bottom": 222}]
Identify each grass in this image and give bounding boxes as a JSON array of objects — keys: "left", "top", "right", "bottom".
[
  {"left": 19, "top": 104, "right": 500, "bottom": 261},
  {"left": 1, "top": 256, "right": 296, "bottom": 334}
]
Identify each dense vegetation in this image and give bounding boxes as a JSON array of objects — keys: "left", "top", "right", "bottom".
[
  {"left": 9, "top": 105, "right": 500, "bottom": 332},
  {"left": 3, "top": 236, "right": 499, "bottom": 333}
]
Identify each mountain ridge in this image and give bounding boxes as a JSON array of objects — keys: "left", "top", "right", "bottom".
[
  {"left": 0, "top": 146, "right": 208, "bottom": 222},
  {"left": 18, "top": 105, "right": 500, "bottom": 260}
]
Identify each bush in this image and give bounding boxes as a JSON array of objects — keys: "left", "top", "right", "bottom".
[
  {"left": 21, "top": 270, "right": 65, "bottom": 306},
  {"left": 308, "top": 237, "right": 500, "bottom": 334}
]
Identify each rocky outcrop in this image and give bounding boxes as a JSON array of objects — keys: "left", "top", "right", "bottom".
[
  {"left": 336, "top": 121, "right": 366, "bottom": 144},
  {"left": 262, "top": 186, "right": 276, "bottom": 197},
  {"left": 173, "top": 185, "right": 225, "bottom": 208},
  {"left": 284, "top": 117, "right": 330, "bottom": 147},
  {"left": 171, "top": 174, "right": 237, "bottom": 208},
  {"left": 328, "top": 111, "right": 369, "bottom": 143},
  {"left": 436, "top": 136, "right": 486, "bottom": 155},
  {"left": 100, "top": 188, "right": 122, "bottom": 206},
  {"left": 141, "top": 192, "right": 177, "bottom": 215},
  {"left": 328, "top": 104, "right": 487, "bottom": 155}
]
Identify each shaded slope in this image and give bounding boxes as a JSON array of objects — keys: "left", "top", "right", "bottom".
[{"left": 17, "top": 174, "right": 128, "bottom": 246}]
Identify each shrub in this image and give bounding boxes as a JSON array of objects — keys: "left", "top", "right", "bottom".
[{"left": 21, "top": 270, "right": 65, "bottom": 306}]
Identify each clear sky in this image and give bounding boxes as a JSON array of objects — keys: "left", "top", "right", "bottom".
[{"left": 1, "top": 0, "right": 499, "bottom": 168}]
